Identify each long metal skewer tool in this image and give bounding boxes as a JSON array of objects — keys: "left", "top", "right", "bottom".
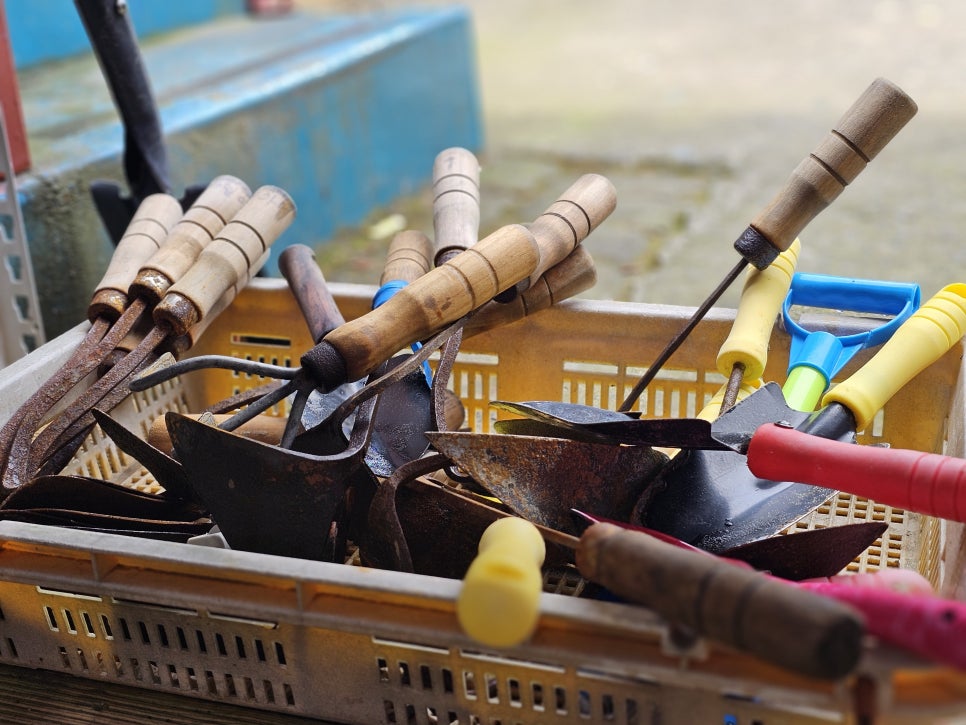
[{"left": 620, "top": 77, "right": 917, "bottom": 411}]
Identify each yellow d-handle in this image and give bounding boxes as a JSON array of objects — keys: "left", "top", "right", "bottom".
[
  {"left": 457, "top": 517, "right": 546, "bottom": 648},
  {"left": 716, "top": 239, "right": 801, "bottom": 382},
  {"left": 822, "top": 283, "right": 966, "bottom": 430}
]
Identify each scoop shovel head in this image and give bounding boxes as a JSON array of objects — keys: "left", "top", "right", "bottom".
[
  {"left": 426, "top": 432, "right": 667, "bottom": 534},
  {"left": 167, "top": 411, "right": 367, "bottom": 561},
  {"left": 640, "top": 382, "right": 835, "bottom": 552}
]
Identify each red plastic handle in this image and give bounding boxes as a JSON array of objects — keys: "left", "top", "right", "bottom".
[
  {"left": 799, "top": 580, "right": 966, "bottom": 671},
  {"left": 746, "top": 423, "right": 966, "bottom": 522}
]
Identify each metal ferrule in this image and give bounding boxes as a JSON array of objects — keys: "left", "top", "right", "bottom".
[{"left": 733, "top": 227, "right": 780, "bottom": 270}]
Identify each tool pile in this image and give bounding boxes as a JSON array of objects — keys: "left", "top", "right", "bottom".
[{"left": 2, "top": 77, "right": 965, "bottom": 690}]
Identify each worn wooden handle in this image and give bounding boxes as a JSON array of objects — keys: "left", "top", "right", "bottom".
[
  {"left": 523, "top": 173, "right": 617, "bottom": 290},
  {"left": 380, "top": 230, "right": 434, "bottom": 286},
  {"left": 464, "top": 245, "right": 597, "bottom": 338},
  {"left": 576, "top": 522, "right": 864, "bottom": 680},
  {"left": 278, "top": 243, "right": 345, "bottom": 343},
  {"left": 89, "top": 193, "right": 184, "bottom": 321},
  {"left": 166, "top": 250, "right": 271, "bottom": 354},
  {"left": 129, "top": 175, "right": 252, "bottom": 304},
  {"left": 153, "top": 186, "right": 295, "bottom": 337},
  {"left": 432, "top": 147, "right": 481, "bottom": 265},
  {"left": 303, "top": 224, "right": 540, "bottom": 388},
  {"left": 746, "top": 78, "right": 916, "bottom": 260},
  {"left": 149, "top": 412, "right": 285, "bottom": 454}
]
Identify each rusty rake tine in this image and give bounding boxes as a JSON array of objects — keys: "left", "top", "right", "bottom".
[
  {"left": 217, "top": 379, "right": 298, "bottom": 432},
  {"left": 130, "top": 355, "right": 299, "bottom": 391},
  {"left": 280, "top": 387, "right": 311, "bottom": 449}
]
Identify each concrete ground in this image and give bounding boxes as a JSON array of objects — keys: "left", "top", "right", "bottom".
[{"left": 312, "top": 0, "right": 966, "bottom": 310}]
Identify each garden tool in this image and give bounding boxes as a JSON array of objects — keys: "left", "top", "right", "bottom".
[
  {"left": 622, "top": 77, "right": 916, "bottom": 409},
  {"left": 575, "top": 521, "right": 864, "bottom": 680},
  {"left": 638, "top": 283, "right": 966, "bottom": 551},
  {"left": 131, "top": 174, "right": 617, "bottom": 450},
  {"left": 571, "top": 510, "right": 887, "bottom": 581},
  {"left": 576, "top": 513, "right": 966, "bottom": 672},
  {"left": 0, "top": 193, "right": 182, "bottom": 482},
  {"left": 19, "top": 185, "right": 290, "bottom": 484},
  {"left": 780, "top": 273, "right": 920, "bottom": 411},
  {"left": 74, "top": 0, "right": 205, "bottom": 240}
]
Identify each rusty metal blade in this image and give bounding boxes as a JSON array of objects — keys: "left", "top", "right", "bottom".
[
  {"left": 426, "top": 432, "right": 667, "bottom": 534},
  {"left": 167, "top": 405, "right": 373, "bottom": 561},
  {"left": 719, "top": 522, "right": 889, "bottom": 580}
]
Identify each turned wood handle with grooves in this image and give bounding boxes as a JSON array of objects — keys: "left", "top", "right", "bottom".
[
  {"left": 167, "top": 250, "right": 271, "bottom": 355},
  {"left": 523, "top": 173, "right": 616, "bottom": 289},
  {"left": 153, "top": 186, "right": 296, "bottom": 337},
  {"left": 302, "top": 174, "right": 616, "bottom": 389},
  {"left": 88, "top": 193, "right": 184, "bottom": 321},
  {"left": 576, "top": 522, "right": 864, "bottom": 680},
  {"left": 129, "top": 175, "right": 253, "bottom": 304},
  {"left": 738, "top": 78, "right": 917, "bottom": 268},
  {"left": 463, "top": 245, "right": 597, "bottom": 338},
  {"left": 380, "top": 230, "right": 434, "bottom": 287},
  {"left": 279, "top": 244, "right": 345, "bottom": 343},
  {"left": 432, "top": 147, "right": 481, "bottom": 265}
]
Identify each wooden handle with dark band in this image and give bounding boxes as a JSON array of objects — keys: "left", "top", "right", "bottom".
[
  {"left": 739, "top": 78, "right": 916, "bottom": 268},
  {"left": 302, "top": 174, "right": 617, "bottom": 388},
  {"left": 153, "top": 186, "right": 296, "bottom": 337},
  {"left": 576, "top": 522, "right": 864, "bottom": 680},
  {"left": 129, "top": 175, "right": 253, "bottom": 304},
  {"left": 88, "top": 193, "right": 184, "bottom": 321}
]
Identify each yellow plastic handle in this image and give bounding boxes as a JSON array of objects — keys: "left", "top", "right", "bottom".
[
  {"left": 822, "top": 283, "right": 966, "bottom": 430},
  {"left": 457, "top": 517, "right": 546, "bottom": 648},
  {"left": 716, "top": 239, "right": 800, "bottom": 382}
]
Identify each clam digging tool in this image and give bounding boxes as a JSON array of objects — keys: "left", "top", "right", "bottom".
[
  {"left": 0, "top": 193, "right": 182, "bottom": 482},
  {"left": 781, "top": 272, "right": 920, "bottom": 411},
  {"left": 16, "top": 184, "right": 283, "bottom": 485},
  {"left": 132, "top": 174, "right": 617, "bottom": 445},
  {"left": 574, "top": 521, "right": 864, "bottom": 680},
  {"left": 621, "top": 77, "right": 917, "bottom": 410},
  {"left": 639, "top": 283, "right": 966, "bottom": 551}
]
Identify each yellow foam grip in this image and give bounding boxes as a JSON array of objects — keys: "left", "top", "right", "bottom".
[
  {"left": 457, "top": 517, "right": 546, "bottom": 648},
  {"left": 822, "top": 283, "right": 966, "bottom": 431},
  {"left": 716, "top": 238, "right": 801, "bottom": 382}
]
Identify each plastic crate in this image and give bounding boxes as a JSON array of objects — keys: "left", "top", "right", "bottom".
[{"left": 0, "top": 277, "right": 964, "bottom": 724}]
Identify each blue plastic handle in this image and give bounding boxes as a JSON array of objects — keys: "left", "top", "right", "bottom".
[
  {"left": 782, "top": 273, "right": 921, "bottom": 387},
  {"left": 373, "top": 279, "right": 434, "bottom": 386}
]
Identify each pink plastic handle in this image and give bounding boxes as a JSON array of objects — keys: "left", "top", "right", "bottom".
[
  {"left": 746, "top": 423, "right": 966, "bottom": 522},
  {"left": 799, "top": 580, "right": 966, "bottom": 670}
]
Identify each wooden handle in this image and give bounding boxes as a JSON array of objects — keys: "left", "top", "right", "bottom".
[
  {"left": 821, "top": 283, "right": 966, "bottom": 430},
  {"left": 716, "top": 239, "right": 800, "bottom": 381},
  {"left": 464, "top": 245, "right": 597, "bottom": 338},
  {"left": 148, "top": 412, "right": 285, "bottom": 454},
  {"left": 302, "top": 224, "right": 540, "bottom": 388},
  {"left": 129, "top": 175, "right": 253, "bottom": 304},
  {"left": 380, "top": 230, "right": 434, "bottom": 286},
  {"left": 432, "top": 147, "right": 481, "bottom": 265},
  {"left": 166, "top": 250, "right": 271, "bottom": 354},
  {"left": 154, "top": 186, "right": 296, "bottom": 337},
  {"left": 278, "top": 244, "right": 345, "bottom": 343},
  {"left": 88, "top": 193, "right": 184, "bottom": 321},
  {"left": 742, "top": 78, "right": 916, "bottom": 264},
  {"left": 576, "top": 522, "right": 864, "bottom": 680},
  {"left": 523, "top": 173, "right": 617, "bottom": 290}
]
